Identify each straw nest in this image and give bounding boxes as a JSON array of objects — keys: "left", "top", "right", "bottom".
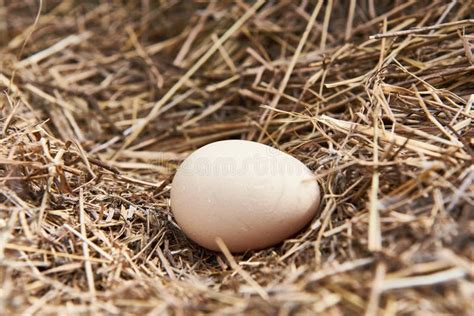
[{"left": 1, "top": 1, "right": 473, "bottom": 315}]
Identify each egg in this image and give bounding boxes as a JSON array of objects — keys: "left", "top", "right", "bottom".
[{"left": 170, "top": 140, "right": 321, "bottom": 252}]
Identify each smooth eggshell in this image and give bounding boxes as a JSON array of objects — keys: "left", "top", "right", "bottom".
[{"left": 170, "top": 140, "right": 320, "bottom": 252}]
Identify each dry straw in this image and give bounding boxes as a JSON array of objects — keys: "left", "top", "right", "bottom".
[{"left": 0, "top": 1, "right": 473, "bottom": 315}]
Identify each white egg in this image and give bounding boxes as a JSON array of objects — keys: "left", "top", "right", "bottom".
[{"left": 170, "top": 140, "right": 321, "bottom": 252}]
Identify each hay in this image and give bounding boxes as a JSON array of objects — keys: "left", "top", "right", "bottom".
[{"left": 0, "top": 0, "right": 473, "bottom": 314}]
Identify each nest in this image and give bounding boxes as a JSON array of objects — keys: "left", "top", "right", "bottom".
[{"left": 0, "top": 0, "right": 472, "bottom": 314}]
